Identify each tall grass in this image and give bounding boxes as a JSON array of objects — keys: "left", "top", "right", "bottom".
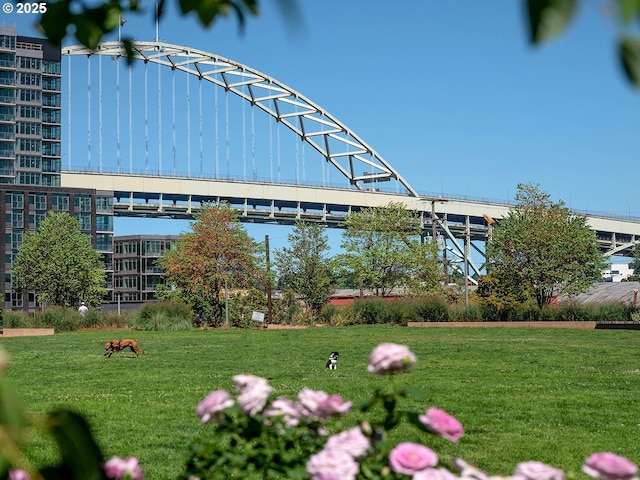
[{"left": 2, "top": 327, "right": 640, "bottom": 479}]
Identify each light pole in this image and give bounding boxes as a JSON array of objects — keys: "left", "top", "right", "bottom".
[{"left": 224, "top": 277, "right": 229, "bottom": 327}]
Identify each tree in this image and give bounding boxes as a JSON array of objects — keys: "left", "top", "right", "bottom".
[
  {"left": 274, "top": 221, "right": 333, "bottom": 321},
  {"left": 335, "top": 202, "right": 440, "bottom": 296},
  {"left": 158, "top": 203, "right": 262, "bottom": 326},
  {"left": 527, "top": 0, "right": 640, "bottom": 88},
  {"left": 11, "top": 211, "right": 106, "bottom": 307},
  {"left": 485, "top": 183, "right": 606, "bottom": 308}
]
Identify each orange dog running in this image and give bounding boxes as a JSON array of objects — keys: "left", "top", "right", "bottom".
[{"left": 104, "top": 339, "right": 146, "bottom": 358}]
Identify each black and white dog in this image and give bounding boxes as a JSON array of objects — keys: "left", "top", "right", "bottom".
[{"left": 326, "top": 351, "right": 339, "bottom": 370}]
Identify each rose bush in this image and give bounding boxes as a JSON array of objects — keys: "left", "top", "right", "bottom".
[{"left": 0, "top": 341, "right": 638, "bottom": 480}]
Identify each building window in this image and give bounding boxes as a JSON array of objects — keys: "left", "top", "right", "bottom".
[
  {"left": 42, "top": 109, "right": 60, "bottom": 123},
  {"left": 18, "top": 72, "right": 40, "bottom": 87},
  {"left": 96, "top": 196, "right": 113, "bottom": 212},
  {"left": 11, "top": 292, "right": 23, "bottom": 308},
  {"left": 11, "top": 211, "right": 22, "bottom": 228},
  {"left": 18, "top": 89, "right": 41, "bottom": 103},
  {"left": 18, "top": 138, "right": 41, "bottom": 152},
  {"left": 42, "top": 125, "right": 60, "bottom": 140},
  {"left": 42, "top": 143, "right": 60, "bottom": 156},
  {"left": 11, "top": 192, "right": 23, "bottom": 209},
  {"left": 41, "top": 174, "right": 60, "bottom": 186},
  {"left": 17, "top": 122, "right": 41, "bottom": 136},
  {"left": 18, "top": 105, "right": 41, "bottom": 119},
  {"left": 74, "top": 195, "right": 92, "bottom": 212},
  {"left": 96, "top": 233, "right": 112, "bottom": 251},
  {"left": 0, "top": 35, "right": 16, "bottom": 51},
  {"left": 96, "top": 214, "right": 113, "bottom": 231},
  {"left": 42, "top": 93, "right": 61, "bottom": 107},
  {"left": 18, "top": 155, "right": 40, "bottom": 169},
  {"left": 18, "top": 172, "right": 41, "bottom": 185},
  {"left": 73, "top": 212, "right": 91, "bottom": 231},
  {"left": 19, "top": 57, "right": 41, "bottom": 70},
  {"left": 42, "top": 60, "right": 61, "bottom": 75},
  {"left": 51, "top": 193, "right": 69, "bottom": 211}
]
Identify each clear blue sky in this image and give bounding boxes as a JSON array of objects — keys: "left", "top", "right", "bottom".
[{"left": 6, "top": 1, "right": 640, "bottom": 255}]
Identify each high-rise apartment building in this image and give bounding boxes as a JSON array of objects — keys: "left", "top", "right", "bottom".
[{"left": 0, "top": 27, "right": 114, "bottom": 310}]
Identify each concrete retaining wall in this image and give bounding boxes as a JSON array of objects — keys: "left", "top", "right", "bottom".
[
  {"left": 0, "top": 328, "right": 55, "bottom": 337},
  {"left": 408, "top": 322, "right": 597, "bottom": 329}
]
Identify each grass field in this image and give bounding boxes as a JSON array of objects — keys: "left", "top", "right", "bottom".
[{"left": 2, "top": 326, "right": 640, "bottom": 479}]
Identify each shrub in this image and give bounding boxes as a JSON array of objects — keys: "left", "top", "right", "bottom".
[
  {"left": 319, "top": 304, "right": 339, "bottom": 325},
  {"left": 136, "top": 301, "right": 193, "bottom": 331},
  {"left": 409, "top": 296, "right": 450, "bottom": 323},
  {"left": 38, "top": 307, "right": 80, "bottom": 332},
  {"left": 350, "top": 298, "right": 407, "bottom": 326},
  {"left": 449, "top": 303, "right": 483, "bottom": 322}
]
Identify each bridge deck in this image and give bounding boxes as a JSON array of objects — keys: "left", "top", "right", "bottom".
[{"left": 61, "top": 172, "right": 640, "bottom": 257}]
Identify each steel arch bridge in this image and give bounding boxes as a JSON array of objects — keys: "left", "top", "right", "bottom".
[
  {"left": 61, "top": 41, "right": 640, "bottom": 282},
  {"left": 62, "top": 41, "right": 418, "bottom": 196}
]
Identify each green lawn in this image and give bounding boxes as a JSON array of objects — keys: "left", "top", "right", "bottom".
[{"left": 2, "top": 326, "right": 640, "bottom": 479}]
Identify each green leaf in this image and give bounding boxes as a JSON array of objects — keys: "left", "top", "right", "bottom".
[
  {"left": 527, "top": 0, "right": 578, "bottom": 44},
  {"left": 45, "top": 409, "right": 105, "bottom": 480},
  {"left": 37, "top": 1, "right": 73, "bottom": 46},
  {"left": 402, "top": 385, "right": 425, "bottom": 401},
  {"left": 619, "top": 36, "right": 640, "bottom": 88},
  {"left": 617, "top": 0, "right": 640, "bottom": 23}
]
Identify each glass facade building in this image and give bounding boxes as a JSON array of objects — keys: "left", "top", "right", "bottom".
[
  {"left": 0, "top": 27, "right": 114, "bottom": 310},
  {"left": 113, "top": 235, "right": 178, "bottom": 302}
]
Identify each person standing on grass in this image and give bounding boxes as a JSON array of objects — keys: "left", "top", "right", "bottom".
[{"left": 78, "top": 301, "right": 88, "bottom": 317}]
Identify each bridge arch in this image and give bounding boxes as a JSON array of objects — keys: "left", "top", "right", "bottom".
[{"left": 62, "top": 41, "right": 420, "bottom": 197}]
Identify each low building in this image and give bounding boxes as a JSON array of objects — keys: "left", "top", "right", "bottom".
[
  {"left": 602, "top": 263, "right": 635, "bottom": 282},
  {"left": 113, "top": 235, "right": 179, "bottom": 303}
]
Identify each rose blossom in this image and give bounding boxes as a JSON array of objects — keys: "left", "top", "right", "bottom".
[
  {"left": 306, "top": 448, "right": 359, "bottom": 480},
  {"left": 452, "top": 457, "right": 489, "bottom": 480},
  {"left": 103, "top": 456, "right": 144, "bottom": 480},
  {"left": 316, "top": 394, "right": 352, "bottom": 418},
  {"left": 325, "top": 427, "right": 370, "bottom": 459},
  {"left": 413, "top": 467, "right": 460, "bottom": 480},
  {"left": 263, "top": 397, "right": 301, "bottom": 428},
  {"left": 389, "top": 442, "right": 438, "bottom": 476},
  {"left": 419, "top": 407, "right": 464, "bottom": 443},
  {"left": 298, "top": 388, "right": 329, "bottom": 416},
  {"left": 582, "top": 452, "right": 638, "bottom": 480},
  {"left": 514, "top": 461, "right": 564, "bottom": 480},
  {"left": 232, "top": 374, "right": 273, "bottom": 417},
  {"left": 196, "top": 389, "right": 234, "bottom": 424},
  {"left": 367, "top": 343, "right": 416, "bottom": 375},
  {"left": 8, "top": 470, "right": 30, "bottom": 480},
  {"left": 297, "top": 388, "right": 351, "bottom": 419}
]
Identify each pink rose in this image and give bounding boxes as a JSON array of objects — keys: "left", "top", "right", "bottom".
[
  {"left": 419, "top": 407, "right": 464, "bottom": 443},
  {"left": 298, "top": 388, "right": 352, "bottom": 420},
  {"left": 306, "top": 448, "right": 359, "bottom": 480},
  {"left": 367, "top": 343, "right": 416, "bottom": 375},
  {"left": 196, "top": 390, "right": 234, "bottom": 424},
  {"left": 452, "top": 457, "right": 488, "bottom": 480},
  {"left": 514, "top": 461, "right": 564, "bottom": 480},
  {"left": 8, "top": 470, "right": 30, "bottom": 480},
  {"left": 583, "top": 453, "right": 638, "bottom": 480},
  {"left": 413, "top": 467, "right": 460, "bottom": 480},
  {"left": 103, "top": 456, "right": 144, "bottom": 480},
  {"left": 233, "top": 374, "right": 273, "bottom": 417},
  {"left": 263, "top": 397, "right": 301, "bottom": 428},
  {"left": 389, "top": 442, "right": 438, "bottom": 476},
  {"left": 325, "top": 427, "right": 370, "bottom": 459},
  {"left": 316, "top": 394, "right": 352, "bottom": 419},
  {"left": 298, "top": 388, "right": 328, "bottom": 416}
]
